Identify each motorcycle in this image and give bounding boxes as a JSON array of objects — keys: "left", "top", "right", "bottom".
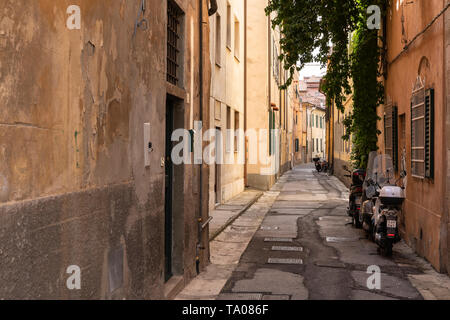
[
  {"left": 360, "top": 152, "right": 379, "bottom": 235},
  {"left": 361, "top": 153, "right": 406, "bottom": 256},
  {"left": 343, "top": 165, "right": 365, "bottom": 228},
  {"left": 313, "top": 157, "right": 328, "bottom": 173}
]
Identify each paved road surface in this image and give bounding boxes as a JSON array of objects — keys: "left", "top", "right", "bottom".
[{"left": 177, "top": 164, "right": 450, "bottom": 300}]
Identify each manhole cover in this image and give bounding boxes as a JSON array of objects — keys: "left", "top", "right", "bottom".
[
  {"left": 264, "top": 238, "right": 294, "bottom": 243},
  {"left": 267, "top": 258, "right": 303, "bottom": 265},
  {"left": 260, "top": 226, "right": 280, "bottom": 230},
  {"left": 326, "top": 237, "right": 359, "bottom": 243},
  {"left": 315, "top": 260, "right": 346, "bottom": 268},
  {"left": 271, "top": 246, "right": 303, "bottom": 252},
  {"left": 262, "top": 295, "right": 290, "bottom": 300}
]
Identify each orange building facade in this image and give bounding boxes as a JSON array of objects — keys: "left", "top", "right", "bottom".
[{"left": 380, "top": 0, "right": 449, "bottom": 273}]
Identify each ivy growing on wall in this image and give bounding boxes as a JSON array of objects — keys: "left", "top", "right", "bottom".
[{"left": 266, "top": 0, "right": 386, "bottom": 168}]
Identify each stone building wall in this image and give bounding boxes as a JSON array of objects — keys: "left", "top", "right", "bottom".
[{"left": 0, "top": 0, "right": 211, "bottom": 299}]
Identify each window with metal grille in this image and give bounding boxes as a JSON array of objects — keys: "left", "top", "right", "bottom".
[
  {"left": 411, "top": 78, "right": 434, "bottom": 179},
  {"left": 384, "top": 103, "right": 398, "bottom": 171},
  {"left": 167, "top": 0, "right": 183, "bottom": 86},
  {"left": 295, "top": 139, "right": 299, "bottom": 152}
]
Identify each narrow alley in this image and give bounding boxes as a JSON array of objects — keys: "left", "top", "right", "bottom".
[
  {"left": 2, "top": 0, "right": 450, "bottom": 304},
  {"left": 178, "top": 165, "right": 450, "bottom": 300}
]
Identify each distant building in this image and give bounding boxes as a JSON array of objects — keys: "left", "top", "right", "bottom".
[
  {"left": 244, "top": 0, "right": 292, "bottom": 190},
  {"left": 291, "top": 73, "right": 304, "bottom": 165},
  {"left": 299, "top": 76, "right": 326, "bottom": 162},
  {"left": 324, "top": 78, "right": 354, "bottom": 187},
  {"left": 208, "top": 0, "right": 245, "bottom": 209}
]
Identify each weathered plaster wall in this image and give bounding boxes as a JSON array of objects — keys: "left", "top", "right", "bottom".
[
  {"left": 444, "top": 1, "right": 450, "bottom": 275},
  {"left": 0, "top": 0, "right": 211, "bottom": 298},
  {"left": 208, "top": 0, "right": 245, "bottom": 210},
  {"left": 382, "top": 0, "right": 446, "bottom": 272}
]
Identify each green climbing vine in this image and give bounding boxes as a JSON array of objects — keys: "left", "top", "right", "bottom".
[{"left": 266, "top": 0, "right": 386, "bottom": 168}]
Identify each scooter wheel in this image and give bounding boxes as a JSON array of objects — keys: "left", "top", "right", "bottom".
[
  {"left": 353, "top": 216, "right": 362, "bottom": 229},
  {"left": 381, "top": 242, "right": 393, "bottom": 257}
]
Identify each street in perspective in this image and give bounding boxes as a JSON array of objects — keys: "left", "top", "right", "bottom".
[
  {"left": 1, "top": 0, "right": 450, "bottom": 305},
  {"left": 177, "top": 165, "right": 450, "bottom": 300}
]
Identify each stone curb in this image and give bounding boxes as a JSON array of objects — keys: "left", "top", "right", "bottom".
[{"left": 209, "top": 191, "right": 264, "bottom": 242}]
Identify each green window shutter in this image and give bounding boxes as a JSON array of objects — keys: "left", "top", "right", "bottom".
[
  {"left": 384, "top": 104, "right": 398, "bottom": 171},
  {"left": 425, "top": 88, "right": 434, "bottom": 179},
  {"left": 269, "top": 110, "right": 273, "bottom": 155},
  {"left": 392, "top": 106, "right": 398, "bottom": 171}
]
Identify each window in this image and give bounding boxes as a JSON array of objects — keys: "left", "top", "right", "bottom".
[
  {"left": 215, "top": 14, "right": 221, "bottom": 66},
  {"left": 226, "top": 4, "right": 231, "bottom": 49},
  {"left": 234, "top": 18, "right": 240, "bottom": 60},
  {"left": 295, "top": 139, "right": 299, "bottom": 152},
  {"left": 234, "top": 111, "right": 240, "bottom": 152},
  {"left": 316, "top": 115, "right": 318, "bottom": 128},
  {"left": 167, "top": 0, "right": 183, "bottom": 85},
  {"left": 312, "top": 139, "right": 314, "bottom": 152},
  {"left": 215, "top": 100, "right": 221, "bottom": 120},
  {"left": 384, "top": 104, "right": 398, "bottom": 171},
  {"left": 273, "top": 40, "right": 279, "bottom": 84},
  {"left": 269, "top": 110, "right": 275, "bottom": 155},
  {"left": 411, "top": 79, "right": 434, "bottom": 178}
]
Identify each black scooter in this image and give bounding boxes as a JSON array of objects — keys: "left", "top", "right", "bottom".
[
  {"left": 343, "top": 166, "right": 366, "bottom": 228},
  {"left": 313, "top": 157, "right": 328, "bottom": 173}
]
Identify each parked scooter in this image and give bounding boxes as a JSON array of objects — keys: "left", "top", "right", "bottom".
[
  {"left": 343, "top": 165, "right": 365, "bottom": 228},
  {"left": 361, "top": 153, "right": 406, "bottom": 256},
  {"left": 313, "top": 157, "right": 328, "bottom": 173},
  {"left": 360, "top": 152, "right": 379, "bottom": 235}
]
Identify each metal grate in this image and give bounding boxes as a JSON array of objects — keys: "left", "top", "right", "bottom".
[{"left": 167, "top": 0, "right": 182, "bottom": 85}]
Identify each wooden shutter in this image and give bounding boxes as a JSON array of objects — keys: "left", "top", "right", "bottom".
[
  {"left": 411, "top": 78, "right": 426, "bottom": 178},
  {"left": 384, "top": 103, "right": 398, "bottom": 170},
  {"left": 425, "top": 88, "right": 434, "bottom": 179}
]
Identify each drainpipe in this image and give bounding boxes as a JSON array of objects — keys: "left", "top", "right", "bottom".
[
  {"left": 244, "top": 0, "right": 248, "bottom": 186},
  {"left": 196, "top": 0, "right": 218, "bottom": 276},
  {"left": 196, "top": 0, "right": 204, "bottom": 276}
]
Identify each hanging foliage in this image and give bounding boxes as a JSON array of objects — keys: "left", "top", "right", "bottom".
[
  {"left": 266, "top": 0, "right": 386, "bottom": 168},
  {"left": 345, "top": 3, "right": 385, "bottom": 168}
]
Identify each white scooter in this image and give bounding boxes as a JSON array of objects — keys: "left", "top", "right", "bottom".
[{"left": 369, "top": 154, "right": 406, "bottom": 256}]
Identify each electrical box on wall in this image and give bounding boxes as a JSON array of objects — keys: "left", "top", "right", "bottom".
[{"left": 144, "top": 123, "right": 152, "bottom": 167}]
